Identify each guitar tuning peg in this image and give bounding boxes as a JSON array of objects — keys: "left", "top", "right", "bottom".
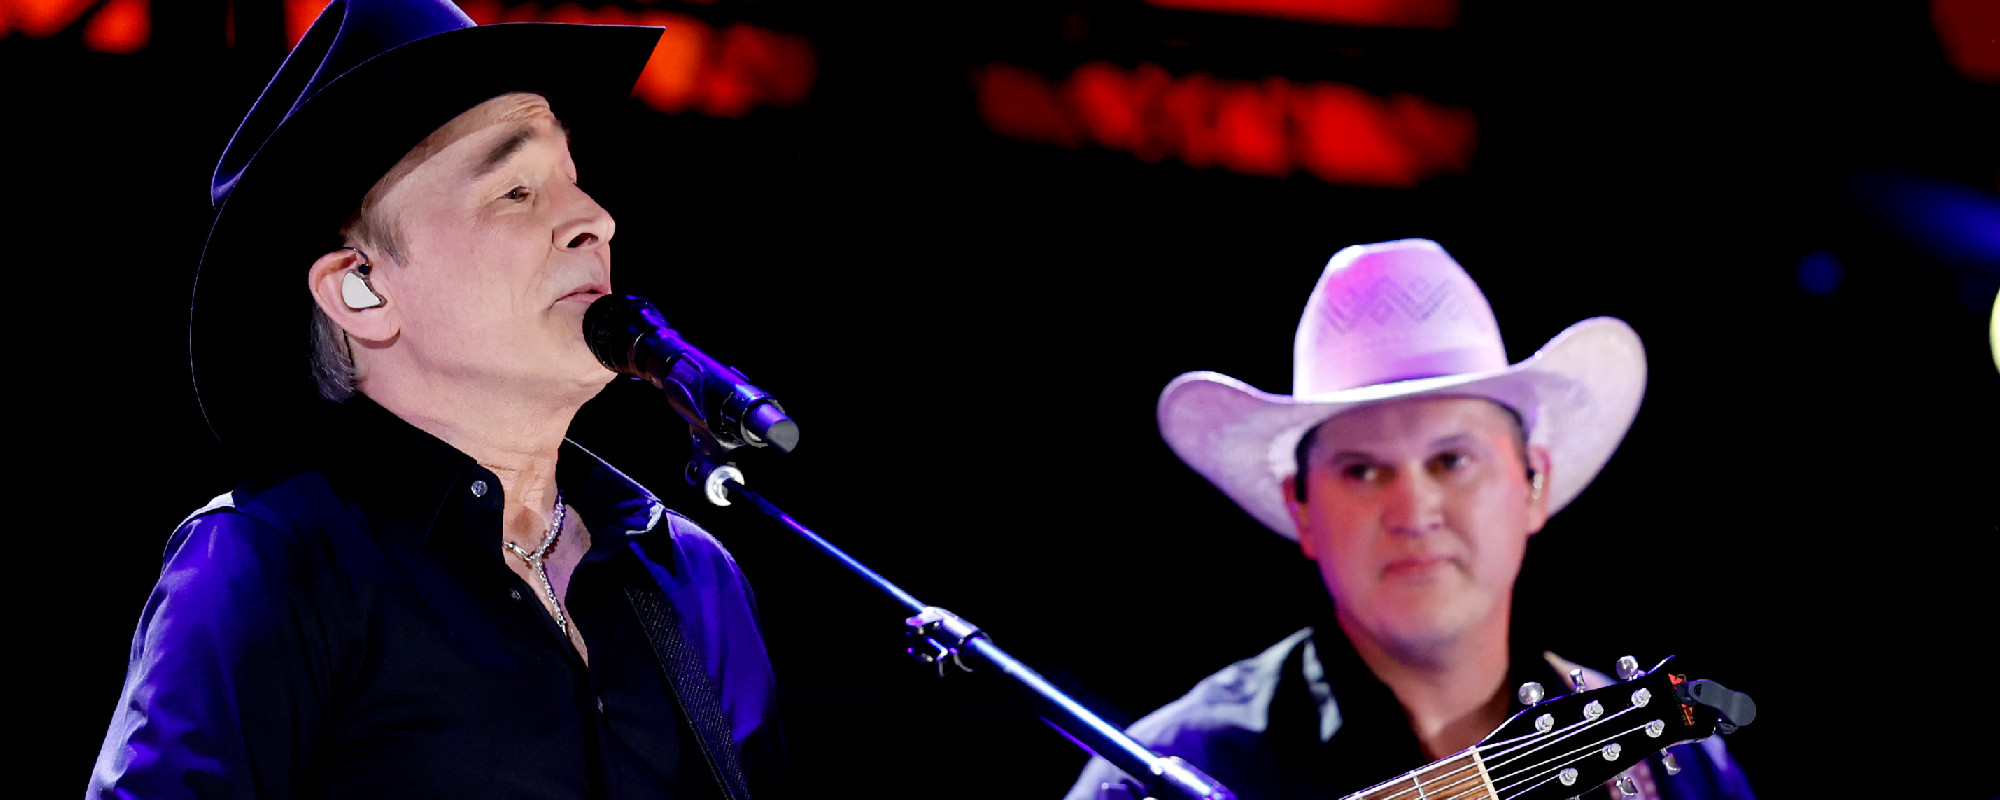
[
  {"left": 1616, "top": 776, "right": 1638, "bottom": 797},
  {"left": 1518, "top": 681, "right": 1545, "bottom": 705},
  {"left": 1616, "top": 655, "right": 1641, "bottom": 681},
  {"left": 1661, "top": 751, "right": 1681, "bottom": 775},
  {"left": 1568, "top": 668, "right": 1587, "bottom": 691}
]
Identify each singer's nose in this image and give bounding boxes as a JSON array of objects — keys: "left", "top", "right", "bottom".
[{"left": 554, "top": 182, "right": 614, "bottom": 251}]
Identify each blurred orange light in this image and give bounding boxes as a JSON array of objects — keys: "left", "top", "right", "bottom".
[
  {"left": 1145, "top": 0, "right": 1457, "bottom": 28},
  {"left": 285, "top": 0, "right": 330, "bottom": 48},
  {"left": 83, "top": 0, "right": 147, "bottom": 53},
  {"left": 8, "top": 0, "right": 89, "bottom": 38},
  {"left": 633, "top": 12, "right": 708, "bottom": 113},
  {"left": 2, "top": 0, "right": 146, "bottom": 51},
  {"left": 701, "top": 23, "right": 816, "bottom": 117},
  {"left": 979, "top": 60, "right": 1476, "bottom": 188},
  {"left": 277, "top": 1, "right": 815, "bottom": 118}
]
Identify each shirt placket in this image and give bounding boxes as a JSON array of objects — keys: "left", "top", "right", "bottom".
[{"left": 460, "top": 469, "right": 613, "bottom": 796}]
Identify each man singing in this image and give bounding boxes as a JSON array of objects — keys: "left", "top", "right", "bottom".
[
  {"left": 88, "top": 1, "right": 782, "bottom": 797},
  {"left": 1064, "top": 240, "right": 1754, "bottom": 800}
]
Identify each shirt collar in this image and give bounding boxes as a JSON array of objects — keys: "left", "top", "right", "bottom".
[
  {"left": 316, "top": 394, "right": 669, "bottom": 548},
  {"left": 1294, "top": 610, "right": 1581, "bottom": 749}
]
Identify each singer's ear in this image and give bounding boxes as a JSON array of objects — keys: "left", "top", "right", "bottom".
[{"left": 308, "top": 248, "right": 399, "bottom": 343}]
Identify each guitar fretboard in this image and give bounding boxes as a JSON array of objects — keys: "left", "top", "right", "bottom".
[{"left": 1347, "top": 750, "right": 1496, "bottom": 800}]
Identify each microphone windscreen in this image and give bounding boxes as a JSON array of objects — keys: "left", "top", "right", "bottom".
[{"left": 582, "top": 293, "right": 666, "bottom": 375}]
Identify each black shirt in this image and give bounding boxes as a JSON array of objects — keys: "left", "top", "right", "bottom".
[
  {"left": 1065, "top": 609, "right": 1757, "bottom": 800},
  {"left": 89, "top": 396, "right": 783, "bottom": 799}
]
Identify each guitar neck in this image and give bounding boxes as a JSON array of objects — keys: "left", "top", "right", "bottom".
[
  {"left": 1324, "top": 661, "right": 1746, "bottom": 800},
  {"left": 1342, "top": 750, "right": 1496, "bottom": 800}
]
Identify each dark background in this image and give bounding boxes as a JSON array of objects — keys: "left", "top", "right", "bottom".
[{"left": 13, "top": 0, "right": 1998, "bottom": 797}]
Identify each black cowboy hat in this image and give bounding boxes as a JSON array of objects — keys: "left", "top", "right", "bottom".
[{"left": 191, "top": 0, "right": 660, "bottom": 465}]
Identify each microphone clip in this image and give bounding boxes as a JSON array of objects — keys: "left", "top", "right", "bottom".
[{"left": 685, "top": 428, "right": 745, "bottom": 507}]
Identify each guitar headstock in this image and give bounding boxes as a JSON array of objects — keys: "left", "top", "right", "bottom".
[{"left": 1473, "top": 656, "right": 1754, "bottom": 800}]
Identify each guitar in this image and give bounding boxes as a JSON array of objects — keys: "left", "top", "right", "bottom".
[{"left": 1331, "top": 656, "right": 1756, "bottom": 800}]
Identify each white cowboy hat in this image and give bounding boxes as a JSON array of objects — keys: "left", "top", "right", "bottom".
[{"left": 1157, "top": 239, "right": 1647, "bottom": 540}]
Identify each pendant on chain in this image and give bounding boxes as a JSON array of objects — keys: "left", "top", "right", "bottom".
[{"left": 502, "top": 492, "right": 571, "bottom": 638}]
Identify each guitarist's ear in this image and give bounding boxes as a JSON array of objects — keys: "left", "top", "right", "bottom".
[{"left": 1524, "top": 445, "right": 1552, "bottom": 535}]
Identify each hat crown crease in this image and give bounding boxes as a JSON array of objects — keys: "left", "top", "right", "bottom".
[
  {"left": 1294, "top": 239, "right": 1507, "bottom": 395},
  {"left": 1154, "top": 238, "right": 1647, "bottom": 540}
]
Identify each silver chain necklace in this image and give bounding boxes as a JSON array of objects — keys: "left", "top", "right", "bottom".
[{"left": 502, "top": 491, "right": 572, "bottom": 638}]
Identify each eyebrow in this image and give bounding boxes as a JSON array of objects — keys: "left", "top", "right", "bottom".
[
  {"left": 472, "top": 128, "right": 535, "bottom": 179},
  {"left": 470, "top": 121, "right": 569, "bottom": 180},
  {"left": 1428, "top": 433, "right": 1482, "bottom": 450},
  {"left": 1323, "top": 434, "right": 1483, "bottom": 463}
]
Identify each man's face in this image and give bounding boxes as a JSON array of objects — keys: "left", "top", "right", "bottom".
[
  {"left": 1284, "top": 397, "right": 1550, "bottom": 661},
  {"left": 363, "top": 92, "right": 615, "bottom": 396}
]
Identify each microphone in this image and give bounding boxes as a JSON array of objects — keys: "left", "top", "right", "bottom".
[{"left": 583, "top": 294, "right": 800, "bottom": 454}]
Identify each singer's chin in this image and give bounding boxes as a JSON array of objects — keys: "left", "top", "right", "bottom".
[
  {"left": 552, "top": 345, "right": 619, "bottom": 397},
  {"left": 576, "top": 355, "right": 621, "bottom": 390}
]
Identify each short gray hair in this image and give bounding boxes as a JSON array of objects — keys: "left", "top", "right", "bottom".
[
  {"left": 309, "top": 303, "right": 357, "bottom": 402},
  {"left": 309, "top": 188, "right": 409, "bottom": 403}
]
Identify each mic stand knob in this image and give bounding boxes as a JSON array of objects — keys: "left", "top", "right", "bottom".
[
  {"left": 685, "top": 429, "right": 745, "bottom": 507},
  {"left": 905, "top": 606, "right": 987, "bottom": 677}
]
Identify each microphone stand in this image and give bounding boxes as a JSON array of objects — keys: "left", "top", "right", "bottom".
[{"left": 684, "top": 437, "right": 1234, "bottom": 800}]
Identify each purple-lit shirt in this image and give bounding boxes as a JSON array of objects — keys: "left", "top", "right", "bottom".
[{"left": 88, "top": 396, "right": 784, "bottom": 800}]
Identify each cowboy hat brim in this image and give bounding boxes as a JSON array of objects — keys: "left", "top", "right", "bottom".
[
  {"left": 1157, "top": 317, "right": 1646, "bottom": 540},
  {"left": 191, "top": 22, "right": 662, "bottom": 465}
]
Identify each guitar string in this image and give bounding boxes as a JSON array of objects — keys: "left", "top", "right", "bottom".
[
  {"left": 1355, "top": 738, "right": 1553, "bottom": 800},
  {"left": 1489, "top": 721, "right": 1654, "bottom": 799},
  {"left": 1480, "top": 708, "right": 1632, "bottom": 776},
  {"left": 1342, "top": 756, "right": 1485, "bottom": 800},
  {"left": 1365, "top": 704, "right": 1648, "bottom": 800},
  {"left": 1407, "top": 716, "right": 1647, "bottom": 800},
  {"left": 1358, "top": 744, "right": 1520, "bottom": 800},
  {"left": 1384, "top": 764, "right": 1504, "bottom": 800},
  {"left": 1342, "top": 741, "right": 1515, "bottom": 800},
  {"left": 1361, "top": 717, "right": 1601, "bottom": 800},
  {"left": 1492, "top": 725, "right": 1658, "bottom": 800},
  {"left": 1403, "top": 770, "right": 1495, "bottom": 800},
  {"left": 1466, "top": 726, "right": 1579, "bottom": 767}
]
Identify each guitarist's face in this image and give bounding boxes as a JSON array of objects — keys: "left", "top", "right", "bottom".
[{"left": 1284, "top": 397, "right": 1553, "bottom": 660}]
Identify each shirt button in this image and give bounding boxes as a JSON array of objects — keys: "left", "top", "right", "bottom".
[
  {"left": 509, "top": 588, "right": 523, "bottom": 601},
  {"left": 470, "top": 480, "right": 489, "bottom": 498}
]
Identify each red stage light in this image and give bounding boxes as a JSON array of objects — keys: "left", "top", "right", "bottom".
[
  {"left": 7, "top": 0, "right": 93, "bottom": 39},
  {"left": 3, "top": 0, "right": 146, "bottom": 52},
  {"left": 1933, "top": 0, "right": 2000, "bottom": 83},
  {"left": 632, "top": 12, "right": 710, "bottom": 114},
  {"left": 979, "top": 61, "right": 1476, "bottom": 188},
  {"left": 1144, "top": 0, "right": 1457, "bottom": 29},
  {"left": 285, "top": 0, "right": 325, "bottom": 49},
  {"left": 82, "top": 0, "right": 145, "bottom": 53},
  {"left": 284, "top": 1, "right": 816, "bottom": 118},
  {"left": 978, "top": 64, "right": 1082, "bottom": 149}
]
